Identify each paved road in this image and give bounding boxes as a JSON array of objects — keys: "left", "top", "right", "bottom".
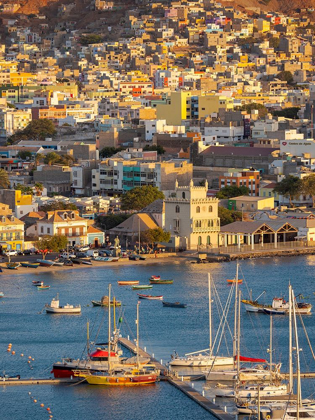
[{"left": 3, "top": 253, "right": 59, "bottom": 263}]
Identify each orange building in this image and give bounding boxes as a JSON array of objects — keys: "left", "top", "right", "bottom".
[
  {"left": 31, "top": 105, "right": 66, "bottom": 122},
  {"left": 219, "top": 170, "right": 260, "bottom": 196}
]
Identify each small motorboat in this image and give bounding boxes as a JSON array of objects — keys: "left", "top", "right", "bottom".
[
  {"left": 63, "top": 260, "right": 73, "bottom": 266},
  {"left": 132, "top": 285, "right": 153, "bottom": 290},
  {"left": 137, "top": 294, "right": 163, "bottom": 300},
  {"left": 0, "top": 292, "right": 4, "bottom": 298},
  {"left": 45, "top": 295, "right": 81, "bottom": 314},
  {"left": 227, "top": 278, "right": 243, "bottom": 284},
  {"left": 117, "top": 281, "right": 139, "bottom": 286},
  {"left": 263, "top": 308, "right": 286, "bottom": 315},
  {"left": 21, "top": 262, "right": 40, "bottom": 268},
  {"left": 149, "top": 279, "right": 173, "bottom": 284},
  {"left": 92, "top": 296, "right": 121, "bottom": 307},
  {"left": 37, "top": 285, "right": 50, "bottom": 290},
  {"left": 150, "top": 275, "right": 160, "bottom": 280},
  {"left": 129, "top": 254, "right": 140, "bottom": 261},
  {"left": 79, "top": 259, "right": 92, "bottom": 265},
  {"left": 6, "top": 262, "right": 20, "bottom": 270},
  {"left": 162, "top": 301, "right": 187, "bottom": 308},
  {"left": 53, "top": 261, "right": 64, "bottom": 267},
  {"left": 71, "top": 258, "right": 82, "bottom": 265},
  {"left": 32, "top": 281, "right": 43, "bottom": 287}
]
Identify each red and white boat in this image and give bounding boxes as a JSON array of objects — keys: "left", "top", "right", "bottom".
[
  {"left": 150, "top": 275, "right": 160, "bottom": 280},
  {"left": 137, "top": 294, "right": 163, "bottom": 300}
]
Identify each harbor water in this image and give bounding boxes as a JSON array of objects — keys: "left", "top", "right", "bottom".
[{"left": 1, "top": 255, "right": 315, "bottom": 419}]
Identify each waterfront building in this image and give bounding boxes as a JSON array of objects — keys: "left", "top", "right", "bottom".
[
  {"left": 164, "top": 180, "right": 220, "bottom": 250},
  {"left": 36, "top": 210, "right": 89, "bottom": 246},
  {"left": 0, "top": 189, "right": 38, "bottom": 218},
  {"left": 219, "top": 169, "right": 260, "bottom": 196},
  {"left": 87, "top": 226, "right": 105, "bottom": 247},
  {"left": 0, "top": 213, "right": 24, "bottom": 251},
  {"left": 228, "top": 195, "right": 275, "bottom": 212}
]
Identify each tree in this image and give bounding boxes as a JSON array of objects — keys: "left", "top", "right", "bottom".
[
  {"left": 14, "top": 183, "right": 33, "bottom": 195},
  {"left": 143, "top": 145, "right": 165, "bottom": 155},
  {"left": 218, "top": 207, "right": 243, "bottom": 226},
  {"left": 273, "top": 176, "right": 302, "bottom": 207},
  {"left": 301, "top": 174, "right": 315, "bottom": 207},
  {"left": 141, "top": 227, "right": 171, "bottom": 248},
  {"left": 276, "top": 71, "right": 293, "bottom": 84},
  {"left": 79, "top": 35, "right": 102, "bottom": 45},
  {"left": 121, "top": 185, "right": 165, "bottom": 211},
  {"left": 99, "top": 147, "right": 125, "bottom": 158},
  {"left": 0, "top": 169, "right": 9, "bottom": 189},
  {"left": 95, "top": 214, "right": 132, "bottom": 231},
  {"left": 39, "top": 202, "right": 77, "bottom": 212},
  {"left": 17, "top": 150, "right": 32, "bottom": 160},
  {"left": 240, "top": 103, "right": 268, "bottom": 118},
  {"left": 34, "top": 235, "right": 68, "bottom": 259},
  {"left": 35, "top": 153, "right": 45, "bottom": 166},
  {"left": 269, "top": 37, "right": 280, "bottom": 49},
  {"left": 272, "top": 107, "right": 300, "bottom": 119},
  {"left": 44, "top": 152, "right": 60, "bottom": 166},
  {"left": 34, "top": 182, "right": 44, "bottom": 196},
  {"left": 216, "top": 186, "right": 250, "bottom": 199},
  {"left": 7, "top": 119, "right": 56, "bottom": 143}
]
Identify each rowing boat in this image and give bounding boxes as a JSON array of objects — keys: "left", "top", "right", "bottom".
[
  {"left": 227, "top": 278, "right": 243, "bottom": 284},
  {"left": 37, "top": 285, "right": 50, "bottom": 290},
  {"left": 162, "top": 301, "right": 187, "bottom": 308},
  {"left": 117, "top": 281, "right": 139, "bottom": 286},
  {"left": 132, "top": 285, "right": 153, "bottom": 290},
  {"left": 137, "top": 294, "right": 163, "bottom": 300},
  {"left": 149, "top": 279, "right": 173, "bottom": 284}
]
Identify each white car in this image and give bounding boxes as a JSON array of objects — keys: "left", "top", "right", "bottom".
[
  {"left": 60, "top": 252, "right": 76, "bottom": 259},
  {"left": 79, "top": 246, "right": 90, "bottom": 252},
  {"left": 5, "top": 250, "right": 17, "bottom": 256}
]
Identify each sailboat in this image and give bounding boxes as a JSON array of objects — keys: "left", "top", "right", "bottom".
[
  {"left": 206, "top": 281, "right": 282, "bottom": 382},
  {"left": 169, "top": 273, "right": 235, "bottom": 368},
  {"left": 76, "top": 289, "right": 159, "bottom": 386},
  {"left": 52, "top": 290, "right": 150, "bottom": 378}
]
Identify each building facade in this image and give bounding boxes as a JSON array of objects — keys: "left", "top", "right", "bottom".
[{"left": 164, "top": 180, "right": 220, "bottom": 250}]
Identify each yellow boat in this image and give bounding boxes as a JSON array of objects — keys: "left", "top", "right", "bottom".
[{"left": 74, "top": 368, "right": 158, "bottom": 386}]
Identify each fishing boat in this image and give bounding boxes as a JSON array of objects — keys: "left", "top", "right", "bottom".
[
  {"left": 79, "top": 259, "right": 92, "bottom": 265},
  {"left": 52, "top": 286, "right": 150, "bottom": 378},
  {"left": 162, "top": 301, "right": 187, "bottom": 308},
  {"left": 74, "top": 301, "right": 158, "bottom": 386},
  {"left": 216, "top": 383, "right": 289, "bottom": 398},
  {"left": 71, "top": 258, "right": 82, "bottom": 265},
  {"left": 129, "top": 254, "right": 140, "bottom": 261},
  {"left": 132, "top": 285, "right": 153, "bottom": 290},
  {"left": 53, "top": 261, "right": 64, "bottom": 267},
  {"left": 36, "top": 259, "right": 55, "bottom": 267},
  {"left": 117, "top": 281, "right": 139, "bottom": 286},
  {"left": 95, "top": 256, "right": 113, "bottom": 262},
  {"left": 149, "top": 279, "right": 173, "bottom": 284},
  {"left": 45, "top": 294, "right": 81, "bottom": 314},
  {"left": 37, "top": 285, "right": 50, "bottom": 290},
  {"left": 63, "top": 260, "right": 73, "bottom": 266},
  {"left": 150, "top": 275, "right": 160, "bottom": 280},
  {"left": 241, "top": 296, "right": 312, "bottom": 315},
  {"left": 33, "top": 281, "right": 43, "bottom": 286},
  {"left": 91, "top": 296, "right": 121, "bottom": 307},
  {"left": 0, "top": 292, "right": 4, "bottom": 298},
  {"left": 21, "top": 262, "right": 40, "bottom": 268},
  {"left": 137, "top": 294, "right": 163, "bottom": 300},
  {"left": 227, "top": 278, "right": 243, "bottom": 284},
  {"left": 6, "top": 262, "right": 20, "bottom": 270}
]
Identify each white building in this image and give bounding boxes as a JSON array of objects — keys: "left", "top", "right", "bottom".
[{"left": 204, "top": 125, "right": 243, "bottom": 143}]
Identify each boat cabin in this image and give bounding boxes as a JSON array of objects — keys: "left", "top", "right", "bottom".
[{"left": 89, "top": 349, "right": 118, "bottom": 361}]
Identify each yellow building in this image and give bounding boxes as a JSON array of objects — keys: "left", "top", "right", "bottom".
[
  {"left": 198, "top": 95, "right": 234, "bottom": 118},
  {"left": 157, "top": 91, "right": 193, "bottom": 125},
  {"left": 257, "top": 19, "right": 270, "bottom": 33},
  {"left": 0, "top": 214, "right": 24, "bottom": 251}
]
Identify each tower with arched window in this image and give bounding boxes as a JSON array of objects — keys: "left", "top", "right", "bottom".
[{"left": 164, "top": 179, "right": 220, "bottom": 250}]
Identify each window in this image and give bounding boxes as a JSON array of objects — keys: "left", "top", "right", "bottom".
[
  {"left": 207, "top": 236, "right": 211, "bottom": 245},
  {"left": 209, "top": 206, "right": 212, "bottom": 212},
  {"left": 41, "top": 226, "right": 44, "bottom": 233},
  {"left": 196, "top": 206, "right": 200, "bottom": 213},
  {"left": 182, "top": 192, "right": 185, "bottom": 199},
  {"left": 47, "top": 228, "right": 50, "bottom": 234},
  {"left": 198, "top": 236, "right": 202, "bottom": 245},
  {"left": 175, "top": 205, "right": 180, "bottom": 213}
]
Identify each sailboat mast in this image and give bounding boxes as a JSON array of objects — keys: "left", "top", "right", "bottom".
[
  {"left": 233, "top": 262, "right": 239, "bottom": 362},
  {"left": 269, "top": 315, "right": 273, "bottom": 380},
  {"left": 87, "top": 319, "right": 90, "bottom": 356},
  {"left": 292, "top": 287, "right": 302, "bottom": 414},
  {"left": 289, "top": 284, "right": 293, "bottom": 393},
  {"left": 136, "top": 301, "right": 140, "bottom": 369},
  {"left": 208, "top": 273, "right": 212, "bottom": 357},
  {"left": 108, "top": 284, "right": 111, "bottom": 372}
]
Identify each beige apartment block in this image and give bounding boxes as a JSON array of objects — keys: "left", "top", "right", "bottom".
[{"left": 164, "top": 180, "right": 220, "bottom": 250}]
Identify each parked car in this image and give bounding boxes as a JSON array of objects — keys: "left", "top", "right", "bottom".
[
  {"left": 5, "top": 250, "right": 18, "bottom": 256},
  {"left": 76, "top": 252, "right": 91, "bottom": 259},
  {"left": 79, "top": 245, "right": 90, "bottom": 252},
  {"left": 86, "top": 250, "right": 99, "bottom": 258},
  {"left": 60, "top": 252, "right": 76, "bottom": 259},
  {"left": 17, "top": 251, "right": 24, "bottom": 256},
  {"left": 23, "top": 249, "right": 33, "bottom": 255},
  {"left": 99, "top": 250, "right": 113, "bottom": 257}
]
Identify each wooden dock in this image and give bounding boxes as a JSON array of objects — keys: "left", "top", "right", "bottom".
[
  {"left": 119, "top": 337, "right": 234, "bottom": 419},
  {"left": 0, "top": 378, "right": 79, "bottom": 386}
]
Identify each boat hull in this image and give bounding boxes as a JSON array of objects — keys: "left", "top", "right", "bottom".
[
  {"left": 91, "top": 300, "right": 121, "bottom": 307},
  {"left": 21, "top": 262, "right": 40, "bottom": 268},
  {"left": 132, "top": 285, "right": 152, "bottom": 290},
  {"left": 162, "top": 302, "right": 187, "bottom": 308},
  {"left": 83, "top": 373, "right": 157, "bottom": 386},
  {"left": 206, "top": 370, "right": 275, "bottom": 382},
  {"left": 118, "top": 281, "right": 139, "bottom": 286},
  {"left": 46, "top": 307, "right": 81, "bottom": 314},
  {"left": 149, "top": 280, "right": 173, "bottom": 284},
  {"left": 170, "top": 356, "right": 234, "bottom": 367},
  {"left": 137, "top": 294, "right": 163, "bottom": 300},
  {"left": 36, "top": 259, "right": 55, "bottom": 267}
]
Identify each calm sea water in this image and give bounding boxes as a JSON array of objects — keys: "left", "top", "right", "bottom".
[{"left": 1, "top": 256, "right": 315, "bottom": 419}]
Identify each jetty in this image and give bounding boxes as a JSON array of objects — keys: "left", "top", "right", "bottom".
[
  {"left": 0, "top": 378, "right": 79, "bottom": 386},
  {"left": 119, "top": 337, "right": 234, "bottom": 420}
]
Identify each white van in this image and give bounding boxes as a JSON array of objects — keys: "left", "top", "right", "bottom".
[{"left": 86, "top": 250, "right": 99, "bottom": 258}]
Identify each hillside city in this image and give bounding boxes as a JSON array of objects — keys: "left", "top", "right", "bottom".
[{"left": 1, "top": 0, "right": 315, "bottom": 255}]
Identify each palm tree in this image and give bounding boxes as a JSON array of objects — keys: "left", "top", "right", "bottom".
[
  {"left": 44, "top": 152, "right": 60, "bottom": 166},
  {"left": 34, "top": 182, "right": 44, "bottom": 196},
  {"left": 0, "top": 169, "right": 9, "bottom": 189}
]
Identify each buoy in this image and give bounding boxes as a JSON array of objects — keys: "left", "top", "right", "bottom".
[
  {"left": 8, "top": 343, "right": 12, "bottom": 346},
  {"left": 28, "top": 356, "right": 32, "bottom": 359},
  {"left": 27, "top": 361, "right": 31, "bottom": 364},
  {"left": 7, "top": 349, "right": 10, "bottom": 352},
  {"left": 11, "top": 351, "right": 15, "bottom": 355},
  {"left": 40, "top": 403, "right": 44, "bottom": 407},
  {"left": 47, "top": 408, "right": 50, "bottom": 411},
  {"left": 32, "top": 358, "right": 34, "bottom": 361},
  {"left": 28, "top": 392, "right": 31, "bottom": 395},
  {"left": 33, "top": 399, "right": 37, "bottom": 403},
  {"left": 20, "top": 354, "right": 24, "bottom": 357}
]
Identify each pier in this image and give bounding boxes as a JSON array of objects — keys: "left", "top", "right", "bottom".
[
  {"left": 119, "top": 337, "right": 234, "bottom": 420},
  {"left": 0, "top": 378, "right": 79, "bottom": 386}
]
